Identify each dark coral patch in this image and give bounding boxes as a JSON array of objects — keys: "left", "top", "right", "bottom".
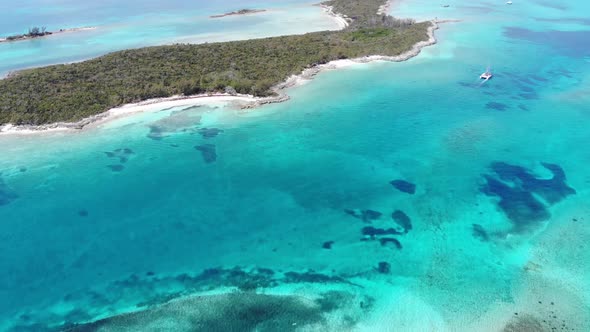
[
  {"left": 66, "top": 292, "right": 326, "bottom": 332},
  {"left": 107, "top": 165, "right": 125, "bottom": 172},
  {"left": 195, "top": 144, "right": 217, "bottom": 163},
  {"left": 480, "top": 162, "right": 575, "bottom": 230},
  {"left": 485, "top": 102, "right": 509, "bottom": 111},
  {"left": 15, "top": 266, "right": 360, "bottom": 331},
  {"left": 283, "top": 271, "right": 348, "bottom": 285},
  {"left": 490, "top": 162, "right": 576, "bottom": 204},
  {"left": 518, "top": 92, "right": 539, "bottom": 100},
  {"left": 78, "top": 210, "right": 89, "bottom": 217},
  {"left": 472, "top": 224, "right": 489, "bottom": 241},
  {"left": 147, "top": 126, "right": 165, "bottom": 140},
  {"left": 344, "top": 209, "right": 382, "bottom": 223},
  {"left": 322, "top": 241, "right": 334, "bottom": 249},
  {"left": 313, "top": 291, "right": 352, "bottom": 312},
  {"left": 0, "top": 176, "right": 18, "bottom": 206},
  {"left": 390, "top": 179, "right": 416, "bottom": 194},
  {"left": 518, "top": 104, "right": 530, "bottom": 111},
  {"left": 361, "top": 210, "right": 382, "bottom": 221},
  {"left": 529, "top": 74, "right": 549, "bottom": 82},
  {"left": 198, "top": 128, "right": 224, "bottom": 139},
  {"left": 361, "top": 226, "right": 403, "bottom": 238},
  {"left": 377, "top": 262, "right": 391, "bottom": 274},
  {"left": 481, "top": 175, "right": 550, "bottom": 228},
  {"left": 105, "top": 148, "right": 135, "bottom": 163},
  {"left": 391, "top": 210, "right": 412, "bottom": 233},
  {"left": 379, "top": 237, "right": 402, "bottom": 249}
]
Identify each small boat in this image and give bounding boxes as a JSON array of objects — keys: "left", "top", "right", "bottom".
[
  {"left": 506, "top": 1, "right": 513, "bottom": 4},
  {"left": 480, "top": 68, "right": 493, "bottom": 80}
]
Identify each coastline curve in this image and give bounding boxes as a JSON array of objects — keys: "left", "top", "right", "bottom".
[{"left": 0, "top": 19, "right": 453, "bottom": 135}]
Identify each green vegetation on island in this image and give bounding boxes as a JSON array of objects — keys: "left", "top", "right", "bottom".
[
  {"left": 2, "top": 26, "right": 51, "bottom": 41},
  {"left": 210, "top": 9, "right": 267, "bottom": 18},
  {"left": 0, "top": 0, "right": 431, "bottom": 126}
]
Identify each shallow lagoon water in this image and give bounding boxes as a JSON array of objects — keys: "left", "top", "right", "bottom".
[{"left": 1, "top": 0, "right": 590, "bottom": 331}]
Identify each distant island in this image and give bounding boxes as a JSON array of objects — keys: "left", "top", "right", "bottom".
[
  {"left": 0, "top": 26, "right": 96, "bottom": 43},
  {"left": 210, "top": 9, "right": 267, "bottom": 19},
  {"left": 0, "top": 0, "right": 436, "bottom": 127}
]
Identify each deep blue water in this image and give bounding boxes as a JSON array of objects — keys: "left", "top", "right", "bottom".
[{"left": 0, "top": 0, "right": 589, "bottom": 331}]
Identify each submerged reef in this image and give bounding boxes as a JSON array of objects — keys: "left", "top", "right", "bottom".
[
  {"left": 344, "top": 209, "right": 382, "bottom": 223},
  {"left": 472, "top": 224, "right": 490, "bottom": 242},
  {"left": 147, "top": 126, "right": 166, "bottom": 140},
  {"left": 361, "top": 226, "right": 403, "bottom": 238},
  {"left": 502, "top": 314, "right": 546, "bottom": 332},
  {"left": 104, "top": 148, "right": 134, "bottom": 163},
  {"left": 377, "top": 262, "right": 391, "bottom": 274},
  {"left": 356, "top": 209, "right": 410, "bottom": 250},
  {"left": 107, "top": 164, "right": 125, "bottom": 172},
  {"left": 389, "top": 179, "right": 416, "bottom": 194},
  {"left": 65, "top": 292, "right": 328, "bottom": 332},
  {"left": 486, "top": 101, "right": 509, "bottom": 111},
  {"left": 147, "top": 108, "right": 203, "bottom": 140},
  {"left": 490, "top": 162, "right": 576, "bottom": 204},
  {"left": 480, "top": 161, "right": 575, "bottom": 231},
  {"left": 283, "top": 271, "right": 351, "bottom": 285},
  {"left": 8, "top": 266, "right": 361, "bottom": 331},
  {"left": 198, "top": 128, "right": 224, "bottom": 139},
  {"left": 105, "top": 148, "right": 134, "bottom": 172},
  {"left": 195, "top": 144, "right": 217, "bottom": 163},
  {"left": 391, "top": 210, "right": 412, "bottom": 233},
  {"left": 0, "top": 174, "right": 18, "bottom": 206},
  {"left": 379, "top": 237, "right": 402, "bottom": 249}
]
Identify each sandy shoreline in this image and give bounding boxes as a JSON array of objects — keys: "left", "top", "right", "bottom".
[{"left": 0, "top": 15, "right": 453, "bottom": 136}]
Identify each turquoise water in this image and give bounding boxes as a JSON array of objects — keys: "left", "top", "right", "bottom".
[
  {"left": 1, "top": 0, "right": 590, "bottom": 331},
  {"left": 0, "top": 0, "right": 340, "bottom": 76}
]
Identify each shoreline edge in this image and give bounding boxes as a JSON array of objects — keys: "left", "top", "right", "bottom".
[{"left": 0, "top": 18, "right": 455, "bottom": 135}]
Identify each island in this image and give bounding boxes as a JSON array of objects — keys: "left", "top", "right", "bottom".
[
  {"left": 0, "top": 0, "right": 435, "bottom": 127},
  {"left": 0, "top": 26, "right": 96, "bottom": 44},
  {"left": 210, "top": 9, "right": 267, "bottom": 19}
]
